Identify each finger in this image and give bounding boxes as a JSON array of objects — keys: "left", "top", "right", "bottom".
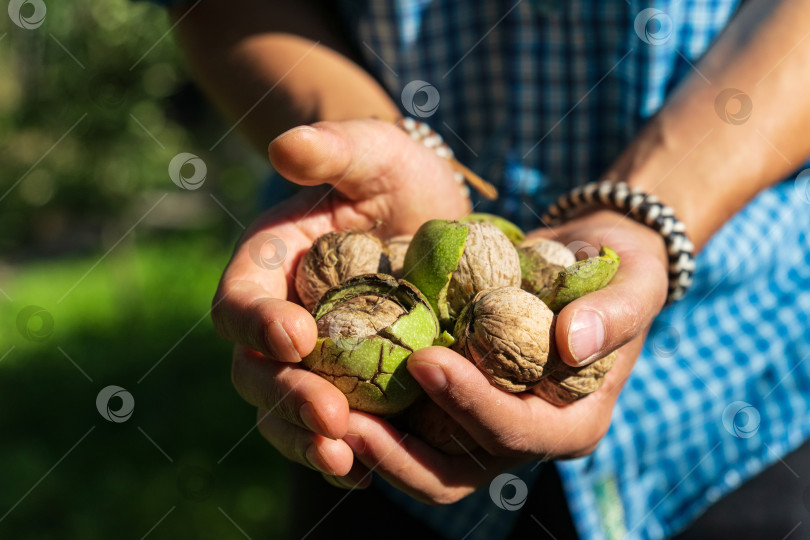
[
  {"left": 268, "top": 119, "right": 423, "bottom": 199},
  {"left": 343, "top": 412, "right": 495, "bottom": 505},
  {"left": 268, "top": 119, "right": 469, "bottom": 232},
  {"left": 408, "top": 346, "right": 623, "bottom": 458},
  {"left": 213, "top": 277, "right": 318, "bottom": 362},
  {"left": 233, "top": 346, "right": 350, "bottom": 439},
  {"left": 257, "top": 408, "right": 354, "bottom": 477},
  {"left": 407, "top": 346, "right": 542, "bottom": 455},
  {"left": 555, "top": 247, "right": 667, "bottom": 367},
  {"left": 321, "top": 461, "right": 372, "bottom": 491}
]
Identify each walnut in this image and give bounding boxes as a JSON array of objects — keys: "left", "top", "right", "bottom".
[
  {"left": 520, "top": 237, "right": 577, "bottom": 268},
  {"left": 537, "top": 246, "right": 620, "bottom": 313},
  {"left": 460, "top": 213, "right": 525, "bottom": 245},
  {"left": 453, "top": 287, "right": 554, "bottom": 392},
  {"left": 404, "top": 220, "right": 521, "bottom": 328},
  {"left": 385, "top": 235, "right": 412, "bottom": 279},
  {"left": 302, "top": 274, "right": 441, "bottom": 414},
  {"left": 518, "top": 238, "right": 576, "bottom": 299},
  {"left": 295, "top": 231, "right": 391, "bottom": 311},
  {"left": 533, "top": 351, "right": 618, "bottom": 405}
]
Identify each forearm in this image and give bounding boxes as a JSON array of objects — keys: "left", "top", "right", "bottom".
[
  {"left": 170, "top": 0, "right": 399, "bottom": 152},
  {"left": 605, "top": 0, "right": 810, "bottom": 251}
]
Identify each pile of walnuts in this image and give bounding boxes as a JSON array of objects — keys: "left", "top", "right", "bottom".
[{"left": 292, "top": 215, "right": 619, "bottom": 453}]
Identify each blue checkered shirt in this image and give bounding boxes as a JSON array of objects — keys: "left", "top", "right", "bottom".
[
  {"left": 334, "top": 2, "right": 810, "bottom": 539},
  {"left": 150, "top": 0, "right": 810, "bottom": 537}
]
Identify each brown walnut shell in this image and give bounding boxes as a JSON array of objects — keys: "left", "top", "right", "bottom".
[
  {"left": 408, "top": 398, "right": 478, "bottom": 455},
  {"left": 385, "top": 235, "right": 412, "bottom": 279},
  {"left": 453, "top": 287, "right": 554, "bottom": 392},
  {"left": 295, "top": 231, "right": 390, "bottom": 311},
  {"left": 445, "top": 222, "right": 522, "bottom": 319},
  {"left": 533, "top": 351, "right": 618, "bottom": 406},
  {"left": 518, "top": 238, "right": 576, "bottom": 297},
  {"left": 519, "top": 237, "right": 576, "bottom": 268}
]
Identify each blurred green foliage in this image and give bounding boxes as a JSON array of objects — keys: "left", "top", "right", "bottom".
[
  {"left": 1, "top": 0, "right": 291, "bottom": 538},
  {"left": 1, "top": 0, "right": 265, "bottom": 256},
  {"left": 0, "top": 239, "right": 290, "bottom": 539}
]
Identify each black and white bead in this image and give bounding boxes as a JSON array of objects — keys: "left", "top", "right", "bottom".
[
  {"left": 544, "top": 181, "right": 695, "bottom": 305},
  {"left": 399, "top": 117, "right": 470, "bottom": 200}
]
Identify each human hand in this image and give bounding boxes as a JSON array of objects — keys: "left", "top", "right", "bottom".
[
  {"left": 213, "top": 119, "right": 470, "bottom": 488},
  {"left": 341, "top": 209, "right": 670, "bottom": 503}
]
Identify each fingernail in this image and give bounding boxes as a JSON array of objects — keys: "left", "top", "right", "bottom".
[
  {"left": 267, "top": 321, "right": 301, "bottom": 363},
  {"left": 342, "top": 433, "right": 366, "bottom": 454},
  {"left": 408, "top": 360, "right": 447, "bottom": 392},
  {"left": 568, "top": 310, "right": 605, "bottom": 365},
  {"left": 269, "top": 125, "right": 319, "bottom": 146},
  {"left": 299, "top": 401, "right": 329, "bottom": 437},
  {"left": 305, "top": 444, "right": 333, "bottom": 475}
]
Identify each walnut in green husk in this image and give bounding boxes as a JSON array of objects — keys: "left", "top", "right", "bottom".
[
  {"left": 453, "top": 287, "right": 554, "bottom": 392},
  {"left": 403, "top": 220, "right": 522, "bottom": 329},
  {"left": 533, "top": 351, "right": 618, "bottom": 405},
  {"left": 295, "top": 231, "right": 391, "bottom": 311},
  {"left": 460, "top": 213, "right": 525, "bottom": 245},
  {"left": 302, "top": 274, "right": 445, "bottom": 414},
  {"left": 539, "top": 246, "right": 620, "bottom": 312},
  {"left": 408, "top": 398, "right": 479, "bottom": 455},
  {"left": 518, "top": 238, "right": 576, "bottom": 298}
]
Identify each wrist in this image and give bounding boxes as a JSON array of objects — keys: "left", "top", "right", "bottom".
[{"left": 601, "top": 117, "right": 703, "bottom": 246}]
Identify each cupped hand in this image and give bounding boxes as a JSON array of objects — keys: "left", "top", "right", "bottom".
[
  {"left": 213, "top": 119, "right": 470, "bottom": 487},
  {"left": 341, "top": 209, "right": 671, "bottom": 504}
]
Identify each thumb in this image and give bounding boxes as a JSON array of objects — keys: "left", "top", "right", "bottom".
[
  {"left": 555, "top": 248, "right": 667, "bottom": 367},
  {"left": 407, "top": 346, "right": 530, "bottom": 454},
  {"left": 268, "top": 119, "right": 433, "bottom": 201},
  {"left": 267, "top": 119, "right": 470, "bottom": 234}
]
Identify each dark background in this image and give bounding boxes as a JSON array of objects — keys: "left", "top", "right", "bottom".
[{"left": 1, "top": 1, "right": 291, "bottom": 538}]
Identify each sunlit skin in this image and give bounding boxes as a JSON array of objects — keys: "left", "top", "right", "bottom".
[
  {"left": 213, "top": 120, "right": 667, "bottom": 500},
  {"left": 172, "top": 0, "right": 810, "bottom": 502}
]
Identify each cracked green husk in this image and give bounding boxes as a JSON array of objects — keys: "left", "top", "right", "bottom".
[
  {"left": 401, "top": 219, "right": 469, "bottom": 327},
  {"left": 539, "top": 246, "right": 620, "bottom": 312},
  {"left": 302, "top": 274, "right": 444, "bottom": 414},
  {"left": 518, "top": 249, "right": 565, "bottom": 299}
]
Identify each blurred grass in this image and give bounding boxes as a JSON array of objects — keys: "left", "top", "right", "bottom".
[{"left": 0, "top": 233, "right": 291, "bottom": 539}]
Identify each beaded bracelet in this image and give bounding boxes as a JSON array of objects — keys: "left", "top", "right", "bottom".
[
  {"left": 543, "top": 181, "right": 696, "bottom": 304},
  {"left": 397, "top": 117, "right": 498, "bottom": 200}
]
